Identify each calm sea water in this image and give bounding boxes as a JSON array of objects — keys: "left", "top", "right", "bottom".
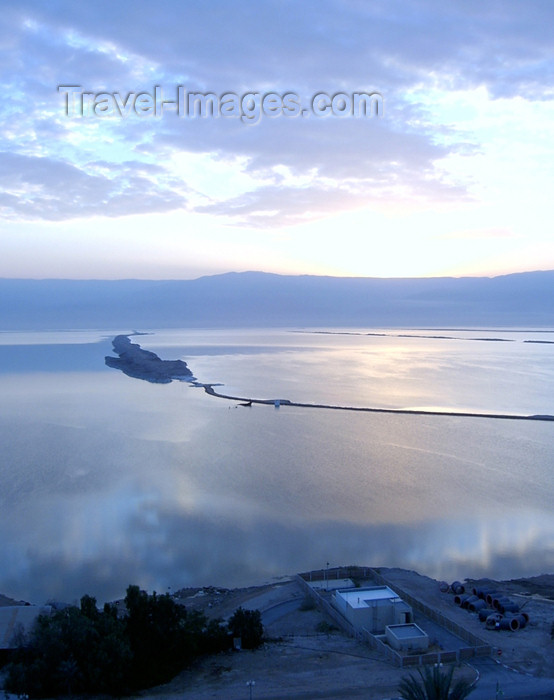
[{"left": 0, "top": 327, "right": 553, "bottom": 604}]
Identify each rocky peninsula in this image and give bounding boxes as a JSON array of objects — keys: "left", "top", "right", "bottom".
[{"left": 105, "top": 335, "right": 194, "bottom": 384}]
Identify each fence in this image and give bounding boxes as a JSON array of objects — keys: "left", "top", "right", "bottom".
[
  {"left": 370, "top": 569, "right": 491, "bottom": 657},
  {"left": 296, "top": 575, "right": 357, "bottom": 637},
  {"left": 296, "top": 568, "right": 491, "bottom": 668},
  {"left": 300, "top": 566, "right": 373, "bottom": 584}
]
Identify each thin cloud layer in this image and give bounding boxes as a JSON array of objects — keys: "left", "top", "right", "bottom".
[
  {"left": 1, "top": 0, "right": 553, "bottom": 275},
  {"left": 0, "top": 152, "right": 187, "bottom": 220}
]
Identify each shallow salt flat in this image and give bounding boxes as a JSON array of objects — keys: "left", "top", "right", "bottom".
[{"left": 0, "top": 328, "right": 552, "bottom": 604}]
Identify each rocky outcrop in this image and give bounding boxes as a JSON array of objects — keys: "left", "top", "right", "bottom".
[{"left": 105, "top": 335, "right": 194, "bottom": 384}]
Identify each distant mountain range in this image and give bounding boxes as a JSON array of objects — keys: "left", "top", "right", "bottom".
[{"left": 0, "top": 270, "right": 552, "bottom": 329}]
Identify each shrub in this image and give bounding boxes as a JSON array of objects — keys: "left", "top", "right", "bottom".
[
  {"left": 228, "top": 607, "right": 264, "bottom": 649},
  {"left": 299, "top": 596, "right": 316, "bottom": 611},
  {"left": 316, "top": 620, "right": 337, "bottom": 635}
]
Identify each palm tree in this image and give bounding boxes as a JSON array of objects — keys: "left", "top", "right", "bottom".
[{"left": 398, "top": 664, "right": 474, "bottom": 700}]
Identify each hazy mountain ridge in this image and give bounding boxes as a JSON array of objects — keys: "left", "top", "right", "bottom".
[{"left": 0, "top": 270, "right": 552, "bottom": 329}]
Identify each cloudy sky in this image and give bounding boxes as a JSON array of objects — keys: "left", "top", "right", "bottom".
[{"left": 1, "top": 0, "right": 554, "bottom": 279}]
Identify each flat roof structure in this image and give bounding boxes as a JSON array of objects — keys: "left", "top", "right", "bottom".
[
  {"left": 385, "top": 622, "right": 429, "bottom": 651},
  {"left": 336, "top": 586, "right": 402, "bottom": 608},
  {"left": 387, "top": 623, "right": 427, "bottom": 639},
  {"left": 333, "top": 585, "right": 413, "bottom": 633}
]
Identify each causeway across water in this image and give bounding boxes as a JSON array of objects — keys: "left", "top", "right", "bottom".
[{"left": 198, "top": 384, "right": 554, "bottom": 422}]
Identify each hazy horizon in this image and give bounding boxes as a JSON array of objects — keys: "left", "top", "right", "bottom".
[
  {"left": 2, "top": 271, "right": 553, "bottom": 330},
  {"left": 2, "top": 267, "right": 554, "bottom": 282}
]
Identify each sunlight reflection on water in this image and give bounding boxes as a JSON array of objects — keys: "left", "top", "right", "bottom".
[{"left": 0, "top": 328, "right": 552, "bottom": 603}]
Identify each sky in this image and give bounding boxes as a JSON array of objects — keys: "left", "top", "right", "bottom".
[{"left": 1, "top": 0, "right": 554, "bottom": 280}]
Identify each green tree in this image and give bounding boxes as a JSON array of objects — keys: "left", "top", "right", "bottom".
[
  {"left": 5, "top": 605, "right": 131, "bottom": 698},
  {"left": 80, "top": 593, "right": 99, "bottom": 620},
  {"left": 5, "top": 584, "right": 234, "bottom": 697},
  {"left": 228, "top": 607, "right": 264, "bottom": 649},
  {"left": 198, "top": 616, "right": 231, "bottom": 654},
  {"left": 398, "top": 664, "right": 474, "bottom": 700},
  {"left": 124, "top": 584, "right": 204, "bottom": 689}
]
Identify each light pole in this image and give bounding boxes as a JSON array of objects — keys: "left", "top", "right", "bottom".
[
  {"left": 246, "top": 679, "right": 255, "bottom": 699},
  {"left": 326, "top": 561, "right": 330, "bottom": 590}
]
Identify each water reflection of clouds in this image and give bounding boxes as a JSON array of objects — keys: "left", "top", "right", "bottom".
[
  {"left": 3, "top": 502, "right": 552, "bottom": 606},
  {"left": 1, "top": 329, "right": 553, "bottom": 604}
]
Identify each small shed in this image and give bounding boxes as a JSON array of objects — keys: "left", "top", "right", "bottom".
[
  {"left": 385, "top": 623, "right": 429, "bottom": 652},
  {"left": 333, "top": 585, "right": 413, "bottom": 633}
]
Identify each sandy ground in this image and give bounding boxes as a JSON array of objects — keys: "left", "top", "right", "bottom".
[
  {"left": 131, "top": 568, "right": 554, "bottom": 699},
  {"left": 133, "top": 609, "right": 475, "bottom": 699}
]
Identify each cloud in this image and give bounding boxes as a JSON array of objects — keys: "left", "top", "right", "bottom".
[
  {"left": 1, "top": 0, "right": 553, "bottom": 236},
  {"left": 15, "top": 0, "right": 553, "bottom": 96},
  {"left": 0, "top": 152, "right": 187, "bottom": 220},
  {"left": 196, "top": 174, "right": 467, "bottom": 228}
]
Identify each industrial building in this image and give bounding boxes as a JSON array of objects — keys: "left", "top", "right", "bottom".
[{"left": 333, "top": 585, "right": 413, "bottom": 633}]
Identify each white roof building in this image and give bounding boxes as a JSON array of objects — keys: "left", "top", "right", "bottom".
[{"left": 333, "top": 585, "right": 413, "bottom": 633}]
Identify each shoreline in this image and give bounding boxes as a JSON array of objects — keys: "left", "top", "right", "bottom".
[{"left": 3, "top": 565, "right": 554, "bottom": 611}]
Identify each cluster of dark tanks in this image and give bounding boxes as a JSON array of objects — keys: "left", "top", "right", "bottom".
[{"left": 440, "top": 580, "right": 530, "bottom": 631}]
